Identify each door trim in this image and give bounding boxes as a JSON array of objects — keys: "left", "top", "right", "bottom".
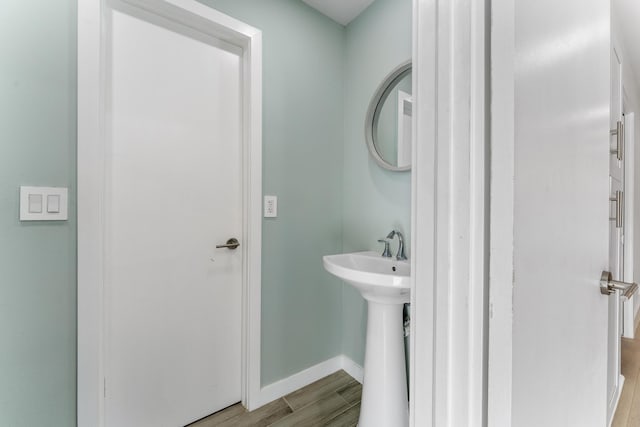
[
  {"left": 623, "top": 111, "right": 635, "bottom": 338},
  {"left": 487, "top": 1, "right": 515, "bottom": 425},
  {"left": 77, "top": 1, "right": 263, "bottom": 425},
  {"left": 608, "top": 42, "right": 624, "bottom": 425},
  {"left": 410, "top": 0, "right": 488, "bottom": 425}
]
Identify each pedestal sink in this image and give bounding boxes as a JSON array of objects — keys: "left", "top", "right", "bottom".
[{"left": 323, "top": 251, "right": 410, "bottom": 427}]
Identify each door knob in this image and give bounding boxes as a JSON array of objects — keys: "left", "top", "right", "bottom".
[
  {"left": 216, "top": 238, "right": 240, "bottom": 250},
  {"left": 600, "top": 271, "right": 638, "bottom": 299}
]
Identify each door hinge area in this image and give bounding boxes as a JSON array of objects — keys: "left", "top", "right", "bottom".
[
  {"left": 610, "top": 190, "right": 623, "bottom": 228},
  {"left": 611, "top": 120, "right": 624, "bottom": 161}
]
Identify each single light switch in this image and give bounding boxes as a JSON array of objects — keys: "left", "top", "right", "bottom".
[
  {"left": 47, "top": 195, "right": 60, "bottom": 213},
  {"left": 28, "top": 194, "right": 43, "bottom": 213},
  {"left": 264, "top": 195, "right": 277, "bottom": 218}
]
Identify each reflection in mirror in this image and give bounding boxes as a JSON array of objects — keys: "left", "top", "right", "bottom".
[
  {"left": 365, "top": 61, "right": 412, "bottom": 171},
  {"left": 376, "top": 72, "right": 412, "bottom": 168}
]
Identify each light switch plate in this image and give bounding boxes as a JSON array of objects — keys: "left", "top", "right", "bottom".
[
  {"left": 264, "top": 195, "right": 277, "bottom": 218},
  {"left": 20, "top": 186, "right": 68, "bottom": 221}
]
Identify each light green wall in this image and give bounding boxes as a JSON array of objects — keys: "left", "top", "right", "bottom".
[
  {"left": 200, "top": 0, "right": 346, "bottom": 386},
  {"left": 0, "top": 1, "right": 77, "bottom": 426},
  {"left": 341, "top": 0, "right": 413, "bottom": 365},
  {"left": 0, "top": 2, "right": 410, "bottom": 422},
  {"left": 196, "top": 0, "right": 413, "bottom": 381}
]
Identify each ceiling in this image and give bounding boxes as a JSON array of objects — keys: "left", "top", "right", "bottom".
[
  {"left": 301, "top": 0, "right": 375, "bottom": 26},
  {"left": 614, "top": 0, "right": 640, "bottom": 99},
  {"left": 300, "top": 1, "right": 640, "bottom": 90}
]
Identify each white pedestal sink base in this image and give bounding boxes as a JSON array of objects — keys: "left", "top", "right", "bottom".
[
  {"left": 321, "top": 252, "right": 410, "bottom": 427},
  {"left": 358, "top": 301, "right": 409, "bottom": 427}
]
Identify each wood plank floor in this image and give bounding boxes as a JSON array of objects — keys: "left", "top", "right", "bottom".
[
  {"left": 189, "top": 370, "right": 362, "bottom": 427},
  {"left": 613, "top": 321, "right": 640, "bottom": 426}
]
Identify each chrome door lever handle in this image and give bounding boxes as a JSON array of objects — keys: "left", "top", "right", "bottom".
[
  {"left": 600, "top": 271, "right": 638, "bottom": 299},
  {"left": 216, "top": 238, "right": 240, "bottom": 250}
]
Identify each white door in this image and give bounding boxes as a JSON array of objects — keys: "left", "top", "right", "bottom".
[
  {"left": 503, "top": 0, "right": 611, "bottom": 425},
  {"left": 105, "top": 7, "right": 242, "bottom": 427},
  {"left": 607, "top": 46, "right": 624, "bottom": 423}
]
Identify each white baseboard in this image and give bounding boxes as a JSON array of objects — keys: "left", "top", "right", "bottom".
[
  {"left": 250, "top": 354, "right": 364, "bottom": 410},
  {"left": 340, "top": 355, "right": 364, "bottom": 384}
]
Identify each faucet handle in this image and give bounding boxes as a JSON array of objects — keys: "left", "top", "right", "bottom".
[{"left": 378, "top": 239, "right": 392, "bottom": 258}]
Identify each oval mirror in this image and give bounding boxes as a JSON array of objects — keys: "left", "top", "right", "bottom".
[{"left": 365, "top": 61, "right": 412, "bottom": 171}]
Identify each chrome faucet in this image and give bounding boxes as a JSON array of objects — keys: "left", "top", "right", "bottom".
[
  {"left": 386, "top": 230, "right": 407, "bottom": 260},
  {"left": 377, "top": 239, "right": 392, "bottom": 257}
]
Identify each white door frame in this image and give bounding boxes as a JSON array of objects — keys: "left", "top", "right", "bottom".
[
  {"left": 487, "top": 0, "right": 515, "bottom": 425},
  {"left": 623, "top": 110, "right": 635, "bottom": 337},
  {"left": 607, "top": 42, "right": 624, "bottom": 424},
  {"left": 77, "top": 1, "right": 263, "bottom": 425},
  {"left": 410, "top": 0, "right": 488, "bottom": 425}
]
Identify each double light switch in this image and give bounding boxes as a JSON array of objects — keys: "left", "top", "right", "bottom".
[{"left": 20, "top": 186, "right": 68, "bottom": 221}]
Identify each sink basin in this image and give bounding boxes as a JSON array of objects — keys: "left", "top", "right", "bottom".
[
  {"left": 322, "top": 251, "right": 410, "bottom": 304},
  {"left": 323, "top": 251, "right": 411, "bottom": 427}
]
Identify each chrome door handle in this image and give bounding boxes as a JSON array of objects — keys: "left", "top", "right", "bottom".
[
  {"left": 611, "top": 120, "right": 624, "bottom": 161},
  {"left": 600, "top": 271, "right": 638, "bottom": 299},
  {"left": 609, "top": 190, "right": 623, "bottom": 229},
  {"left": 216, "top": 238, "right": 240, "bottom": 250}
]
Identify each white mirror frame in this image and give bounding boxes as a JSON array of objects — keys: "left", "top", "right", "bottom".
[{"left": 364, "top": 60, "right": 412, "bottom": 172}]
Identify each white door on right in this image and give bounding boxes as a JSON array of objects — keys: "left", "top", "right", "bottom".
[
  {"left": 607, "top": 44, "right": 624, "bottom": 424},
  {"left": 509, "top": 1, "right": 611, "bottom": 425}
]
